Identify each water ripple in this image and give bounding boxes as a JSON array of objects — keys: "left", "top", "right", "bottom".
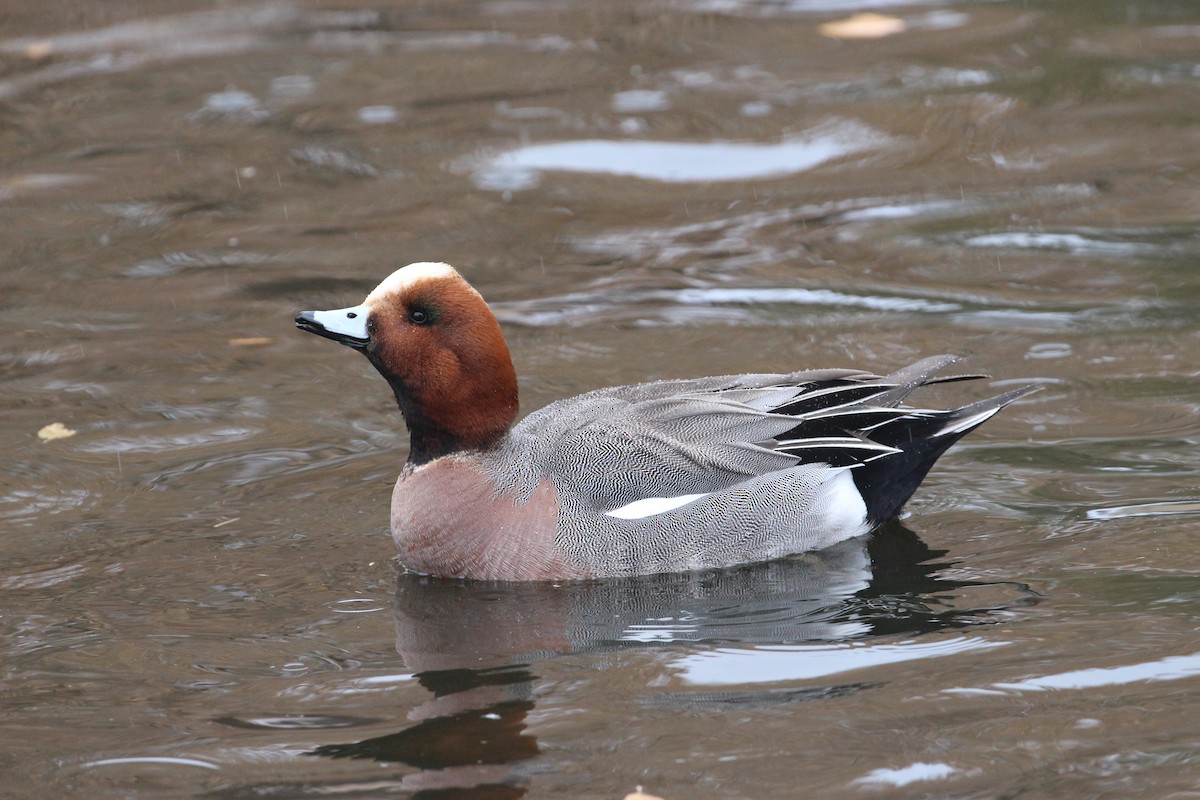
[
  {"left": 945, "top": 651, "right": 1200, "bottom": 696},
  {"left": 82, "top": 756, "right": 219, "bottom": 771},
  {"left": 675, "top": 635, "right": 1009, "bottom": 686},
  {"left": 1087, "top": 500, "right": 1200, "bottom": 520},
  {"left": 469, "top": 119, "right": 888, "bottom": 188},
  {"left": 855, "top": 762, "right": 963, "bottom": 787}
]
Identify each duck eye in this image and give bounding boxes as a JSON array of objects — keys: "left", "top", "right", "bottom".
[{"left": 409, "top": 308, "right": 428, "bottom": 325}]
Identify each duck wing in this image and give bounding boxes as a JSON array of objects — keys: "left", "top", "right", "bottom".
[{"left": 503, "top": 355, "right": 1026, "bottom": 518}]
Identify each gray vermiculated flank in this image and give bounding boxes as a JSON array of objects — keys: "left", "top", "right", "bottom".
[{"left": 482, "top": 356, "right": 1033, "bottom": 578}]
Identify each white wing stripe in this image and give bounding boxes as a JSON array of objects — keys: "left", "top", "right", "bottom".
[
  {"left": 937, "top": 406, "right": 1002, "bottom": 436},
  {"left": 605, "top": 492, "right": 709, "bottom": 520}
]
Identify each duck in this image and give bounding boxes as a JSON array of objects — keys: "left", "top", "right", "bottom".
[{"left": 295, "top": 262, "right": 1036, "bottom": 581}]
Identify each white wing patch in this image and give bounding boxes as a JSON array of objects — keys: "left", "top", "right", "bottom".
[
  {"left": 605, "top": 492, "right": 709, "bottom": 520},
  {"left": 822, "top": 468, "right": 869, "bottom": 533}
]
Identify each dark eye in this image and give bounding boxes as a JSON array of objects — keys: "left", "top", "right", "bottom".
[
  {"left": 366, "top": 316, "right": 377, "bottom": 334},
  {"left": 409, "top": 308, "right": 429, "bottom": 325}
]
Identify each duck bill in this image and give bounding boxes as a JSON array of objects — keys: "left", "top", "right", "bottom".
[{"left": 294, "top": 305, "right": 370, "bottom": 350}]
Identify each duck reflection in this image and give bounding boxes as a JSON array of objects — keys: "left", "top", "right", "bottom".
[
  {"left": 300, "top": 525, "right": 1035, "bottom": 796},
  {"left": 390, "top": 523, "right": 1032, "bottom": 669}
]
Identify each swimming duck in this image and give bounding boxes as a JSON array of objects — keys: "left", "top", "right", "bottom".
[{"left": 296, "top": 262, "right": 1035, "bottom": 581}]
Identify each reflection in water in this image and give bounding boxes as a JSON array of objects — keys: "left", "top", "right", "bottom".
[
  {"left": 470, "top": 119, "right": 886, "bottom": 189},
  {"left": 393, "top": 533, "right": 873, "bottom": 672},
  {"left": 964, "top": 231, "right": 1153, "bottom": 256},
  {"left": 673, "top": 634, "right": 1008, "bottom": 686},
  {"left": 83, "top": 756, "right": 219, "bottom": 771},
  {"left": 493, "top": 285, "right": 962, "bottom": 328},
  {"left": 398, "top": 525, "right": 1032, "bottom": 697},
  {"left": 946, "top": 651, "right": 1200, "bottom": 696},
  {"left": 310, "top": 700, "right": 537, "bottom": 767},
  {"left": 391, "top": 524, "right": 1034, "bottom": 671},
  {"left": 288, "top": 527, "right": 1034, "bottom": 796},
  {"left": 296, "top": 668, "right": 539, "bottom": 799},
  {"left": 215, "top": 669, "right": 538, "bottom": 798},
  {"left": 1087, "top": 500, "right": 1200, "bottom": 520},
  {"left": 215, "top": 714, "right": 381, "bottom": 731},
  {"left": 854, "top": 761, "right": 961, "bottom": 788}
]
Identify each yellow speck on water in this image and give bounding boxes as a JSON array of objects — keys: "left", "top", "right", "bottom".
[
  {"left": 37, "top": 422, "right": 76, "bottom": 442},
  {"left": 818, "top": 13, "right": 906, "bottom": 40},
  {"left": 229, "top": 337, "right": 275, "bottom": 347}
]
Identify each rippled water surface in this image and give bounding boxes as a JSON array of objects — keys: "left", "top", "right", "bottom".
[{"left": 4, "top": 1, "right": 1200, "bottom": 797}]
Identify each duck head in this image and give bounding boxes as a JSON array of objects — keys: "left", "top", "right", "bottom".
[{"left": 296, "top": 262, "right": 519, "bottom": 465}]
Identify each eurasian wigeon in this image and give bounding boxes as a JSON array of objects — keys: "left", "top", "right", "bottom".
[{"left": 296, "top": 262, "right": 1035, "bottom": 581}]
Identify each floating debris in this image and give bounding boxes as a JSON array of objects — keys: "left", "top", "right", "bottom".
[
  {"left": 819, "top": 13, "right": 906, "bottom": 40},
  {"left": 37, "top": 422, "right": 76, "bottom": 442},
  {"left": 624, "top": 789, "right": 666, "bottom": 800}
]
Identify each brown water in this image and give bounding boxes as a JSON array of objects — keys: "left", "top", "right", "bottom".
[{"left": 4, "top": 1, "right": 1200, "bottom": 797}]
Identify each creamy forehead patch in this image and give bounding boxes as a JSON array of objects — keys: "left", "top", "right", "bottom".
[{"left": 366, "top": 262, "right": 462, "bottom": 303}]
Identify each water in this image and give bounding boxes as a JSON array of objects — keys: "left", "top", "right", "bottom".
[
  {"left": 3, "top": 0, "right": 1200, "bottom": 797},
  {"left": 470, "top": 119, "right": 888, "bottom": 186}
]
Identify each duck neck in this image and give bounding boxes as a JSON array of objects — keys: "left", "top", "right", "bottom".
[
  {"left": 367, "top": 351, "right": 519, "bottom": 467},
  {"left": 393, "top": 388, "right": 515, "bottom": 466}
]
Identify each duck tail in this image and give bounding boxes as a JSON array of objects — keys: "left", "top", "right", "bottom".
[{"left": 851, "top": 384, "right": 1039, "bottom": 525}]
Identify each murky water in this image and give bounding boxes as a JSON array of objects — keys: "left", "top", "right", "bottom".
[{"left": 3, "top": 0, "right": 1200, "bottom": 797}]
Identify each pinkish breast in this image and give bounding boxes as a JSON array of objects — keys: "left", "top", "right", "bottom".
[{"left": 389, "top": 457, "right": 587, "bottom": 581}]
